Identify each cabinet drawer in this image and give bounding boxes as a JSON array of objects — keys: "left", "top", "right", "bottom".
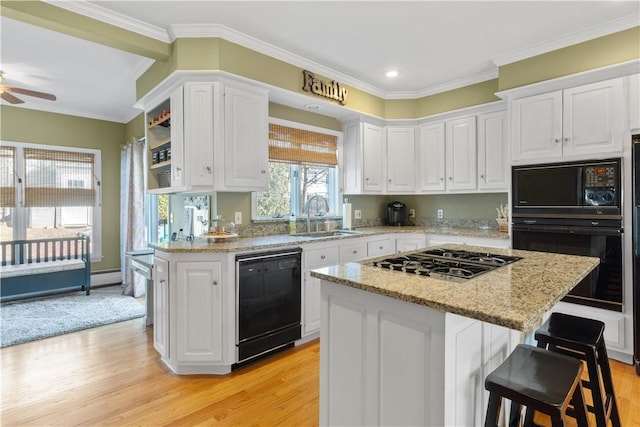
[
  {"left": 367, "top": 237, "right": 394, "bottom": 257},
  {"left": 305, "top": 246, "right": 339, "bottom": 269},
  {"left": 339, "top": 242, "right": 368, "bottom": 263}
]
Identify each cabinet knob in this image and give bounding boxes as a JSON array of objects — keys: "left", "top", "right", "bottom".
[
  {"left": 379, "top": 246, "right": 383, "bottom": 250},
  {"left": 261, "top": 170, "right": 266, "bottom": 174},
  {"left": 554, "top": 138, "right": 560, "bottom": 143},
  {"left": 213, "top": 280, "right": 218, "bottom": 286},
  {"left": 321, "top": 255, "right": 326, "bottom": 259},
  {"left": 448, "top": 177, "right": 453, "bottom": 181},
  {"left": 175, "top": 167, "right": 182, "bottom": 172},
  {"left": 353, "top": 250, "right": 358, "bottom": 254},
  {"left": 480, "top": 174, "right": 485, "bottom": 179},
  {"left": 365, "top": 177, "right": 369, "bottom": 181},
  {"left": 159, "top": 279, "right": 166, "bottom": 284},
  {"left": 440, "top": 177, "right": 444, "bottom": 181},
  {"left": 388, "top": 179, "right": 392, "bottom": 183},
  {"left": 564, "top": 137, "right": 569, "bottom": 142},
  {"left": 206, "top": 166, "right": 212, "bottom": 173}
]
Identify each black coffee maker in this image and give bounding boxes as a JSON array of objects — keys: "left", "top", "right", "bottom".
[{"left": 387, "top": 201, "right": 408, "bottom": 226}]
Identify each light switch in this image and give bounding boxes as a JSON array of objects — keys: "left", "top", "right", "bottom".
[{"left": 235, "top": 211, "right": 242, "bottom": 225}]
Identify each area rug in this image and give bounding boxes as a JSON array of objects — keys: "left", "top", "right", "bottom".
[{"left": 0, "top": 293, "right": 145, "bottom": 347}]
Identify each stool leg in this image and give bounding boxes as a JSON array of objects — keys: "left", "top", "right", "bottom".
[
  {"left": 571, "top": 382, "right": 590, "bottom": 427},
  {"left": 484, "top": 392, "right": 502, "bottom": 427},
  {"left": 523, "top": 406, "right": 536, "bottom": 427},
  {"left": 585, "top": 347, "right": 607, "bottom": 427},
  {"left": 596, "top": 341, "right": 621, "bottom": 427},
  {"left": 509, "top": 401, "right": 523, "bottom": 427}
]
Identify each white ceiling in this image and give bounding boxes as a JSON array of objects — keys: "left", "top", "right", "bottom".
[{"left": 1, "top": 1, "right": 639, "bottom": 123}]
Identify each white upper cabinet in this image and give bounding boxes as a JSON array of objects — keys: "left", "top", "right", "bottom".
[
  {"left": 446, "top": 116, "right": 477, "bottom": 191},
  {"left": 144, "top": 79, "right": 269, "bottom": 194},
  {"left": 417, "top": 122, "right": 446, "bottom": 192},
  {"left": 386, "top": 127, "right": 415, "bottom": 193},
  {"left": 511, "top": 77, "right": 625, "bottom": 162},
  {"left": 222, "top": 85, "right": 269, "bottom": 191},
  {"left": 183, "top": 82, "right": 216, "bottom": 188},
  {"left": 630, "top": 74, "right": 640, "bottom": 131},
  {"left": 362, "top": 123, "right": 385, "bottom": 192},
  {"left": 477, "top": 110, "right": 508, "bottom": 191}
]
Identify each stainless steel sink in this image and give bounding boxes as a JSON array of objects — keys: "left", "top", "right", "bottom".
[{"left": 296, "top": 230, "right": 363, "bottom": 238}]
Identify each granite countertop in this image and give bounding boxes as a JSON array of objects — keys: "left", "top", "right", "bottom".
[
  {"left": 150, "top": 225, "right": 508, "bottom": 253},
  {"left": 310, "top": 244, "right": 599, "bottom": 333}
]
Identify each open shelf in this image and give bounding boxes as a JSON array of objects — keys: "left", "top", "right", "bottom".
[
  {"left": 148, "top": 114, "right": 171, "bottom": 130},
  {"left": 149, "top": 137, "right": 171, "bottom": 151}
]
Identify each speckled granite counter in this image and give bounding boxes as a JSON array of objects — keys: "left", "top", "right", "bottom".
[
  {"left": 310, "top": 244, "right": 599, "bottom": 332},
  {"left": 149, "top": 225, "right": 507, "bottom": 253}
]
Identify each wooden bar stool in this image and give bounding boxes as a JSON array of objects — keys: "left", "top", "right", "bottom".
[
  {"left": 484, "top": 344, "right": 590, "bottom": 427},
  {"left": 535, "top": 312, "right": 621, "bottom": 427}
]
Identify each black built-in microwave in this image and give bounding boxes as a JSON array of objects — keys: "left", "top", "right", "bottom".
[{"left": 512, "top": 158, "right": 621, "bottom": 219}]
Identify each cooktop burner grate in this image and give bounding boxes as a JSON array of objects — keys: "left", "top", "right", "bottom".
[{"left": 370, "top": 248, "right": 521, "bottom": 282}]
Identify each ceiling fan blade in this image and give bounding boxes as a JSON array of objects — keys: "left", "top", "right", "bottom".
[
  {"left": 7, "top": 87, "right": 56, "bottom": 101},
  {"left": 1, "top": 91, "right": 25, "bottom": 104}
]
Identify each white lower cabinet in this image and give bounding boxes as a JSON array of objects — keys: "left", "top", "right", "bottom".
[
  {"left": 395, "top": 233, "right": 426, "bottom": 253},
  {"left": 153, "top": 256, "right": 170, "bottom": 359},
  {"left": 320, "top": 280, "right": 516, "bottom": 426},
  {"left": 367, "top": 235, "right": 395, "bottom": 257},
  {"left": 152, "top": 251, "right": 234, "bottom": 375},
  {"left": 175, "top": 261, "right": 223, "bottom": 363}
]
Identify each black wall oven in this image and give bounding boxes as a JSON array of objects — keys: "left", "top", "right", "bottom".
[
  {"left": 236, "top": 248, "right": 302, "bottom": 364},
  {"left": 512, "top": 159, "right": 623, "bottom": 312}
]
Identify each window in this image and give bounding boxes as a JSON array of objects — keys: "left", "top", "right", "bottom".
[
  {"left": 252, "top": 120, "right": 341, "bottom": 220},
  {"left": 0, "top": 141, "right": 102, "bottom": 259}
]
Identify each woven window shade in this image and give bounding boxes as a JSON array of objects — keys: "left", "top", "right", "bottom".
[
  {"left": 23, "top": 148, "right": 96, "bottom": 207},
  {"left": 269, "top": 124, "right": 338, "bottom": 166},
  {"left": 0, "top": 146, "right": 16, "bottom": 207}
]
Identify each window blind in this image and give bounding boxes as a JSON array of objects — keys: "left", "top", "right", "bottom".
[
  {"left": 268, "top": 124, "right": 338, "bottom": 166},
  {"left": 23, "top": 148, "right": 96, "bottom": 207},
  {"left": 0, "top": 146, "right": 16, "bottom": 207}
]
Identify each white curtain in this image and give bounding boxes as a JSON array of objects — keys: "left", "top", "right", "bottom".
[{"left": 120, "top": 138, "right": 146, "bottom": 297}]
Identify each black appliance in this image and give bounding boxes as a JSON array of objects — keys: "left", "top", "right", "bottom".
[
  {"left": 633, "top": 134, "right": 640, "bottom": 375},
  {"left": 387, "top": 201, "right": 408, "bottom": 226},
  {"left": 512, "top": 158, "right": 621, "bottom": 218},
  {"left": 235, "top": 248, "right": 302, "bottom": 364},
  {"left": 511, "top": 159, "right": 623, "bottom": 312},
  {"left": 370, "top": 248, "right": 521, "bottom": 282}
]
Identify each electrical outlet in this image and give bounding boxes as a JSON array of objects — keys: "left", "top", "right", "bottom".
[
  {"left": 437, "top": 209, "right": 444, "bottom": 219},
  {"left": 409, "top": 208, "right": 415, "bottom": 218},
  {"left": 354, "top": 210, "right": 362, "bottom": 219},
  {"left": 234, "top": 211, "right": 242, "bottom": 225}
]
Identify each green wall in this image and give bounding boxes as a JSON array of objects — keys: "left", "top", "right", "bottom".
[{"left": 0, "top": 106, "right": 125, "bottom": 272}]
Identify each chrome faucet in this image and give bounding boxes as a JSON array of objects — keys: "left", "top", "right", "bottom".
[{"left": 306, "top": 195, "right": 329, "bottom": 233}]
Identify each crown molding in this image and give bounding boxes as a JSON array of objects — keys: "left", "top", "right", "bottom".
[
  {"left": 44, "top": 0, "right": 171, "bottom": 43},
  {"left": 169, "top": 23, "right": 389, "bottom": 99},
  {"left": 5, "top": 101, "right": 139, "bottom": 124},
  {"left": 492, "top": 13, "right": 640, "bottom": 67}
]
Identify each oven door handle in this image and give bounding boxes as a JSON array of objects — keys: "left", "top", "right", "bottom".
[{"left": 512, "top": 225, "right": 622, "bottom": 236}]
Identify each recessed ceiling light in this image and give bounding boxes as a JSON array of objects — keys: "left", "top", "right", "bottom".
[
  {"left": 386, "top": 70, "right": 399, "bottom": 78},
  {"left": 304, "top": 103, "right": 321, "bottom": 110}
]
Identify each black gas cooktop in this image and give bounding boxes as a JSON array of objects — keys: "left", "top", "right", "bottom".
[{"left": 370, "top": 248, "right": 521, "bottom": 282}]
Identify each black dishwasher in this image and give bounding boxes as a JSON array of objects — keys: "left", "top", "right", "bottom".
[{"left": 235, "top": 248, "right": 302, "bottom": 364}]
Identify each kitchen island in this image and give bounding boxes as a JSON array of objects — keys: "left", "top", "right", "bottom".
[{"left": 310, "top": 244, "right": 599, "bottom": 426}]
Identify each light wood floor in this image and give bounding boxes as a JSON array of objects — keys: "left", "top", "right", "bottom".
[{"left": 1, "top": 318, "right": 638, "bottom": 426}]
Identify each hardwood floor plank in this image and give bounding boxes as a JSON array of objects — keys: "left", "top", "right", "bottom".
[{"left": 1, "top": 317, "right": 636, "bottom": 426}]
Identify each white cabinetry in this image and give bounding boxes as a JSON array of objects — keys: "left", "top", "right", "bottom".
[
  {"left": 477, "top": 110, "right": 508, "bottom": 190},
  {"left": 628, "top": 73, "right": 639, "bottom": 131},
  {"left": 144, "top": 79, "right": 268, "bottom": 194},
  {"left": 319, "top": 280, "right": 515, "bottom": 426},
  {"left": 222, "top": 85, "right": 269, "bottom": 191},
  {"left": 153, "top": 256, "right": 170, "bottom": 358},
  {"left": 417, "top": 122, "right": 446, "bottom": 192},
  {"left": 511, "top": 78, "right": 625, "bottom": 162},
  {"left": 367, "top": 235, "right": 395, "bottom": 257},
  {"left": 395, "top": 233, "right": 426, "bottom": 253},
  {"left": 151, "top": 250, "right": 233, "bottom": 375},
  {"left": 386, "top": 127, "right": 415, "bottom": 193},
  {"left": 362, "top": 123, "right": 385, "bottom": 192},
  {"left": 175, "top": 261, "right": 223, "bottom": 363},
  {"left": 446, "top": 116, "right": 477, "bottom": 191},
  {"left": 303, "top": 243, "right": 340, "bottom": 337}
]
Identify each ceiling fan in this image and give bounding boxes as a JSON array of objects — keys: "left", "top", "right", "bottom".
[{"left": 0, "top": 73, "right": 56, "bottom": 104}]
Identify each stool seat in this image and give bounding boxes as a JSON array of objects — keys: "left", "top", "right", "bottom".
[
  {"left": 536, "top": 312, "right": 621, "bottom": 427},
  {"left": 484, "top": 344, "right": 589, "bottom": 427}
]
